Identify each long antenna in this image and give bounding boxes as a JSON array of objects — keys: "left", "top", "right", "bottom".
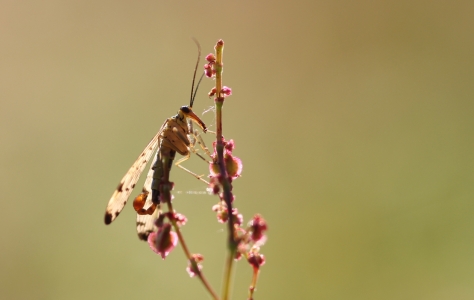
[
  {"left": 192, "top": 73, "right": 205, "bottom": 104},
  {"left": 190, "top": 38, "right": 201, "bottom": 108}
]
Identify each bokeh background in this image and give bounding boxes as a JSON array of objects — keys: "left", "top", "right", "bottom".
[{"left": 1, "top": 1, "right": 473, "bottom": 299}]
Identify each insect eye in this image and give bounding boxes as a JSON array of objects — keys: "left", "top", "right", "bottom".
[{"left": 180, "top": 106, "right": 191, "bottom": 114}]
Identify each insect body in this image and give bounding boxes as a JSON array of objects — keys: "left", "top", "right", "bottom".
[{"left": 104, "top": 41, "right": 210, "bottom": 241}]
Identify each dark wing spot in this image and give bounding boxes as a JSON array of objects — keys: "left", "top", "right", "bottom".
[
  {"left": 117, "top": 183, "right": 124, "bottom": 192},
  {"left": 137, "top": 232, "right": 150, "bottom": 241},
  {"left": 104, "top": 213, "right": 112, "bottom": 225},
  {"left": 131, "top": 184, "right": 136, "bottom": 188}
]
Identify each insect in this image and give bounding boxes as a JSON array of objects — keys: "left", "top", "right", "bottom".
[{"left": 104, "top": 40, "right": 212, "bottom": 241}]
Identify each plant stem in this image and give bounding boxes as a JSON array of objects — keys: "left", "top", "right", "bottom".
[
  {"left": 214, "top": 41, "right": 236, "bottom": 247},
  {"left": 213, "top": 39, "right": 237, "bottom": 300},
  {"left": 167, "top": 201, "right": 219, "bottom": 300},
  {"left": 222, "top": 248, "right": 236, "bottom": 300},
  {"left": 161, "top": 156, "right": 219, "bottom": 300},
  {"left": 248, "top": 267, "right": 259, "bottom": 300}
]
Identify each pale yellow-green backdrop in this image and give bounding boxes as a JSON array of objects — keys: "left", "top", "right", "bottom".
[{"left": 1, "top": 1, "right": 473, "bottom": 299}]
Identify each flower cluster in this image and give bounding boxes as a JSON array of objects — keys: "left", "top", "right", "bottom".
[
  {"left": 204, "top": 53, "right": 216, "bottom": 78},
  {"left": 207, "top": 138, "right": 268, "bottom": 271}
]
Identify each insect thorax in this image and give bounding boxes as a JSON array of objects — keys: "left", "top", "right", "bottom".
[{"left": 159, "top": 115, "right": 191, "bottom": 156}]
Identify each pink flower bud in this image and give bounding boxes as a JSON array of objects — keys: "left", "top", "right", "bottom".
[
  {"left": 212, "top": 202, "right": 228, "bottom": 223},
  {"left": 208, "top": 176, "right": 221, "bottom": 194},
  {"left": 216, "top": 39, "right": 224, "bottom": 48},
  {"left": 208, "top": 87, "right": 217, "bottom": 97},
  {"left": 205, "top": 69, "right": 213, "bottom": 78},
  {"left": 234, "top": 251, "right": 242, "bottom": 261},
  {"left": 221, "top": 86, "right": 232, "bottom": 97},
  {"left": 233, "top": 211, "right": 243, "bottom": 226},
  {"left": 247, "top": 251, "right": 265, "bottom": 270},
  {"left": 205, "top": 53, "right": 216, "bottom": 63},
  {"left": 249, "top": 214, "right": 268, "bottom": 244},
  {"left": 173, "top": 212, "right": 187, "bottom": 227},
  {"left": 224, "top": 139, "right": 235, "bottom": 152},
  {"left": 204, "top": 63, "right": 214, "bottom": 78}
]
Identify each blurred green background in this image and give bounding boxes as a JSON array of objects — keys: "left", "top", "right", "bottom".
[{"left": 1, "top": 1, "right": 473, "bottom": 299}]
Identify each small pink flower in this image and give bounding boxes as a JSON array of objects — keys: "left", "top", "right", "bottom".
[
  {"left": 208, "top": 87, "right": 217, "bottom": 98},
  {"left": 147, "top": 223, "right": 178, "bottom": 259},
  {"left": 204, "top": 64, "right": 212, "bottom": 78},
  {"left": 205, "top": 53, "right": 216, "bottom": 63},
  {"left": 208, "top": 175, "right": 221, "bottom": 195},
  {"left": 212, "top": 202, "right": 228, "bottom": 223},
  {"left": 247, "top": 250, "right": 265, "bottom": 270},
  {"left": 224, "top": 139, "right": 235, "bottom": 152},
  {"left": 173, "top": 213, "right": 187, "bottom": 227},
  {"left": 234, "top": 251, "right": 242, "bottom": 261},
  {"left": 186, "top": 254, "right": 204, "bottom": 277},
  {"left": 232, "top": 208, "right": 243, "bottom": 226},
  {"left": 249, "top": 214, "right": 268, "bottom": 244},
  {"left": 164, "top": 212, "right": 187, "bottom": 226},
  {"left": 214, "top": 39, "right": 224, "bottom": 51},
  {"left": 204, "top": 63, "right": 214, "bottom": 78},
  {"left": 212, "top": 202, "right": 243, "bottom": 225},
  {"left": 221, "top": 86, "right": 232, "bottom": 97},
  {"left": 236, "top": 236, "right": 248, "bottom": 254}
]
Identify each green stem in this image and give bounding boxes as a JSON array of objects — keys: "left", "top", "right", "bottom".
[
  {"left": 213, "top": 39, "right": 237, "bottom": 300},
  {"left": 214, "top": 41, "right": 236, "bottom": 246},
  {"left": 248, "top": 267, "right": 259, "bottom": 300},
  {"left": 222, "top": 248, "right": 236, "bottom": 300}
]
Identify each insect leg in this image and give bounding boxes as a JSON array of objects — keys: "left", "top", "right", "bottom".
[
  {"left": 187, "top": 119, "right": 213, "bottom": 163},
  {"left": 175, "top": 152, "right": 210, "bottom": 184},
  {"left": 190, "top": 128, "right": 214, "bottom": 162}
]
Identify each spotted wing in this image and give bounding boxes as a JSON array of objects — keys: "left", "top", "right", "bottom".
[
  {"left": 104, "top": 129, "right": 162, "bottom": 225},
  {"left": 136, "top": 152, "right": 161, "bottom": 241}
]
